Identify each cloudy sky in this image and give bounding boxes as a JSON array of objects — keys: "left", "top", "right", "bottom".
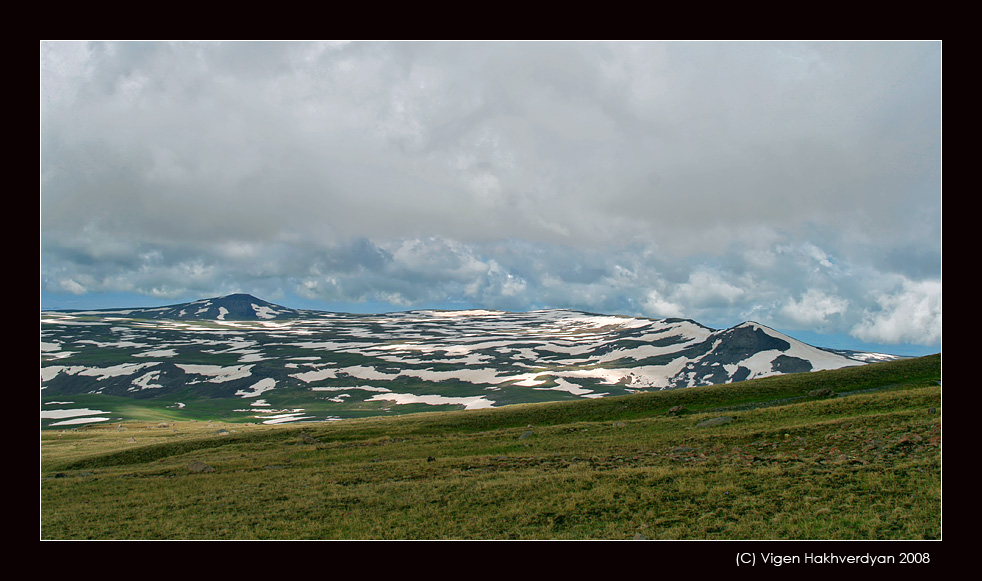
[{"left": 40, "top": 41, "right": 941, "bottom": 355}]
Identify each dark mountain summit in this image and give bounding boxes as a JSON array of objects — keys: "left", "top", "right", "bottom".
[
  {"left": 59, "top": 293, "right": 305, "bottom": 321},
  {"left": 158, "top": 294, "right": 304, "bottom": 321}
]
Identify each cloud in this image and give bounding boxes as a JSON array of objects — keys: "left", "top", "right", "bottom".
[
  {"left": 642, "top": 289, "right": 686, "bottom": 319},
  {"left": 42, "top": 42, "right": 939, "bottom": 247},
  {"left": 40, "top": 41, "right": 941, "bottom": 351},
  {"left": 852, "top": 279, "right": 942, "bottom": 346},
  {"left": 677, "top": 268, "right": 746, "bottom": 308},
  {"left": 782, "top": 289, "right": 850, "bottom": 328}
]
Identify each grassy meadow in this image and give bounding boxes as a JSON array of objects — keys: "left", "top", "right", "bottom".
[{"left": 40, "top": 354, "right": 941, "bottom": 540}]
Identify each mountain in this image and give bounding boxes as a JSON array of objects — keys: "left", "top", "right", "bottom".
[
  {"left": 53, "top": 293, "right": 305, "bottom": 321},
  {"left": 40, "top": 295, "right": 905, "bottom": 427}
]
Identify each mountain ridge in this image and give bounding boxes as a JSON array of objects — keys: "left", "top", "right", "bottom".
[
  {"left": 40, "top": 293, "right": 839, "bottom": 349},
  {"left": 41, "top": 294, "right": 906, "bottom": 426}
]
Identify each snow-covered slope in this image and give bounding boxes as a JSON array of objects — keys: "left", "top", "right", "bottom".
[{"left": 41, "top": 295, "right": 903, "bottom": 424}]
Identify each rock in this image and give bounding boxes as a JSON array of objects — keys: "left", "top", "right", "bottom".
[
  {"left": 518, "top": 430, "right": 533, "bottom": 439},
  {"left": 187, "top": 461, "right": 214, "bottom": 473},
  {"left": 898, "top": 433, "right": 923, "bottom": 444},
  {"left": 696, "top": 416, "right": 733, "bottom": 428}
]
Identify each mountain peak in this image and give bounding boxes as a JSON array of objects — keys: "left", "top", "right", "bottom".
[
  {"left": 64, "top": 294, "right": 305, "bottom": 321},
  {"left": 220, "top": 292, "right": 258, "bottom": 299},
  {"left": 172, "top": 294, "right": 301, "bottom": 321}
]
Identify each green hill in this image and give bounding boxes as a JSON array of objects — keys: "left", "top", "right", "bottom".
[{"left": 40, "top": 354, "right": 941, "bottom": 540}]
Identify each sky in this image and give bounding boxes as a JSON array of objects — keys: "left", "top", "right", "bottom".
[{"left": 40, "top": 41, "right": 942, "bottom": 356}]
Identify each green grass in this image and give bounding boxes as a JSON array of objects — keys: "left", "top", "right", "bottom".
[{"left": 40, "top": 354, "right": 941, "bottom": 540}]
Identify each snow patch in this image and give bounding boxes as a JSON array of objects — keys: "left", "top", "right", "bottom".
[
  {"left": 135, "top": 349, "right": 178, "bottom": 358},
  {"left": 366, "top": 392, "right": 495, "bottom": 410},
  {"left": 177, "top": 364, "right": 253, "bottom": 383},
  {"left": 132, "top": 371, "right": 163, "bottom": 389},
  {"left": 236, "top": 377, "right": 276, "bottom": 398},
  {"left": 292, "top": 368, "right": 338, "bottom": 383},
  {"left": 252, "top": 304, "right": 281, "bottom": 319}
]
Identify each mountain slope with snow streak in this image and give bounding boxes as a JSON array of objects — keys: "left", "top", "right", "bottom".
[{"left": 41, "top": 295, "right": 904, "bottom": 426}]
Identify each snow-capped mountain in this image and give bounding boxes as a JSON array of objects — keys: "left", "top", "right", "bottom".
[{"left": 40, "top": 295, "right": 903, "bottom": 425}]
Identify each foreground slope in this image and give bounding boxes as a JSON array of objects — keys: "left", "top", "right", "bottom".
[
  {"left": 41, "top": 294, "right": 901, "bottom": 427},
  {"left": 40, "top": 354, "right": 941, "bottom": 540}
]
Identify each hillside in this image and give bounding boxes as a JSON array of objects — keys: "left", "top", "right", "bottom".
[
  {"left": 50, "top": 293, "right": 307, "bottom": 321},
  {"left": 40, "top": 354, "right": 942, "bottom": 540},
  {"left": 41, "top": 294, "right": 904, "bottom": 428}
]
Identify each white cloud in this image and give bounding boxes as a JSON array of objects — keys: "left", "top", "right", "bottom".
[
  {"left": 677, "top": 268, "right": 745, "bottom": 307},
  {"left": 782, "top": 289, "right": 849, "bottom": 327},
  {"left": 852, "top": 279, "right": 942, "bottom": 345},
  {"left": 56, "top": 278, "right": 87, "bottom": 295},
  {"left": 801, "top": 242, "right": 835, "bottom": 269},
  {"left": 642, "top": 289, "right": 685, "bottom": 319}
]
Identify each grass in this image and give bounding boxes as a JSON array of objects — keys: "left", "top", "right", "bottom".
[{"left": 40, "top": 354, "right": 941, "bottom": 540}]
